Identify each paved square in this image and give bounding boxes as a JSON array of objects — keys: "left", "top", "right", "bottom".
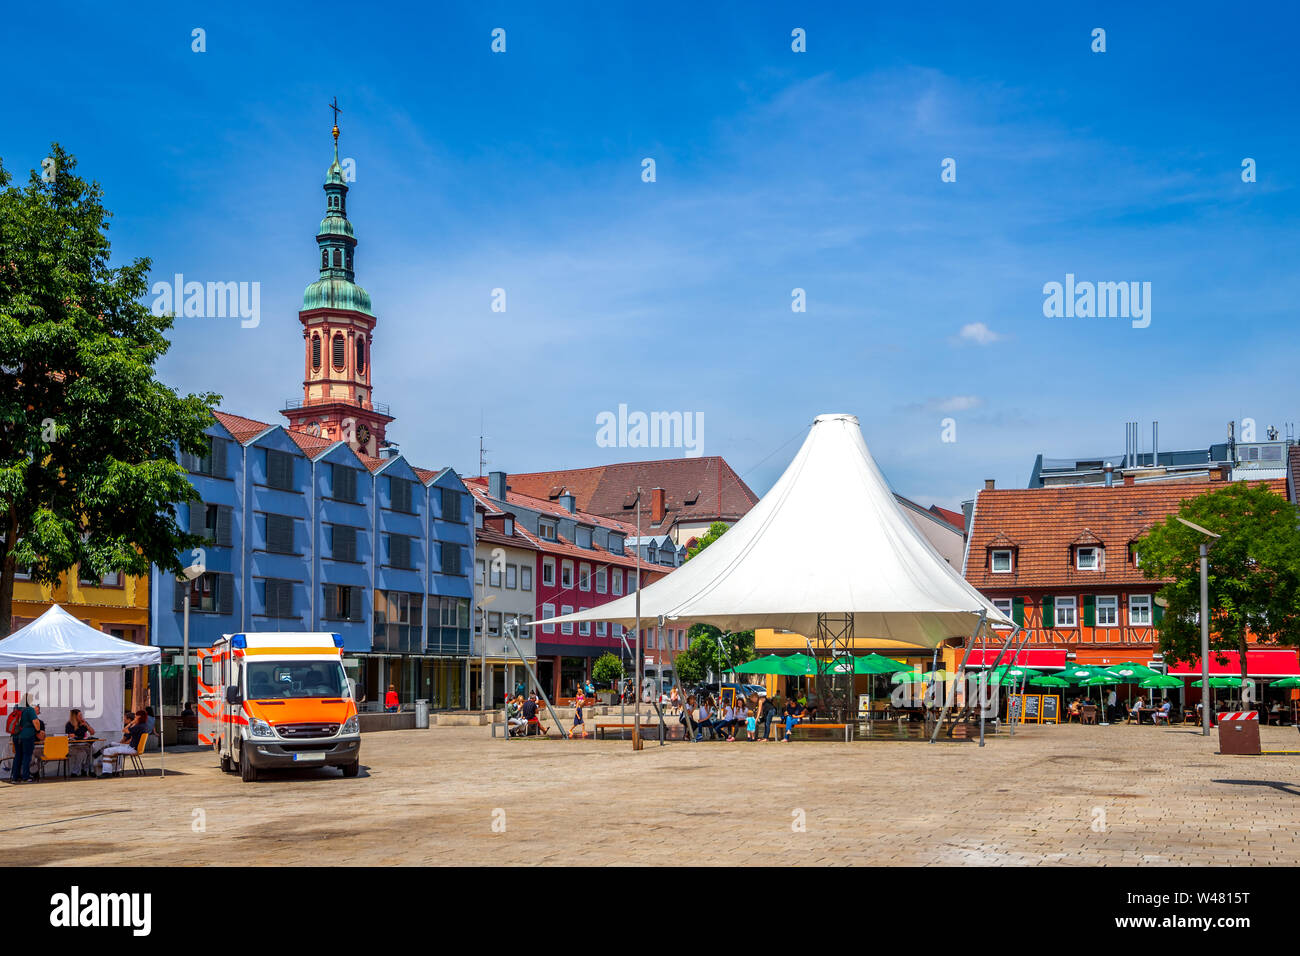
[{"left": 4, "top": 723, "right": 1300, "bottom": 866}]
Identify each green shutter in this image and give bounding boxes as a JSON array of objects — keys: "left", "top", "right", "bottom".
[
  {"left": 1042, "top": 596, "right": 1054, "bottom": 629},
  {"left": 1154, "top": 603, "right": 1164, "bottom": 625},
  {"left": 1083, "top": 594, "right": 1096, "bottom": 627},
  {"left": 1012, "top": 597, "right": 1025, "bottom": 626}
]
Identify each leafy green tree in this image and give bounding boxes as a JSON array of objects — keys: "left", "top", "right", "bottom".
[
  {"left": 1139, "top": 482, "right": 1300, "bottom": 689},
  {"left": 687, "top": 521, "right": 730, "bottom": 560},
  {"left": 674, "top": 623, "right": 755, "bottom": 684},
  {"left": 591, "top": 651, "right": 624, "bottom": 687},
  {"left": 0, "top": 146, "right": 219, "bottom": 633}
]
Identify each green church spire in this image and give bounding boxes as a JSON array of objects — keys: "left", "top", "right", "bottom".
[{"left": 302, "top": 101, "right": 373, "bottom": 316}]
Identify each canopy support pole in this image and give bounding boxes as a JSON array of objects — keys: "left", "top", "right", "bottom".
[
  {"left": 1005, "top": 625, "right": 1032, "bottom": 736},
  {"left": 973, "top": 623, "right": 1021, "bottom": 741},
  {"left": 506, "top": 627, "right": 567, "bottom": 738},
  {"left": 158, "top": 660, "right": 165, "bottom": 778},
  {"left": 931, "top": 610, "right": 986, "bottom": 743},
  {"left": 813, "top": 613, "right": 854, "bottom": 722}
]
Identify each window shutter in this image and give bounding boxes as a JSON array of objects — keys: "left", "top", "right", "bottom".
[
  {"left": 334, "top": 464, "right": 356, "bottom": 502},
  {"left": 190, "top": 501, "right": 207, "bottom": 539},
  {"left": 1012, "top": 597, "right": 1024, "bottom": 626},
  {"left": 264, "top": 579, "right": 277, "bottom": 618},
  {"left": 279, "top": 580, "right": 293, "bottom": 618},
  {"left": 442, "top": 488, "right": 461, "bottom": 522},
  {"left": 210, "top": 438, "right": 228, "bottom": 478},
  {"left": 333, "top": 525, "right": 356, "bottom": 562},
  {"left": 216, "top": 506, "right": 233, "bottom": 547},
  {"left": 218, "top": 573, "right": 234, "bottom": 615},
  {"left": 1083, "top": 594, "right": 1096, "bottom": 627},
  {"left": 1153, "top": 603, "right": 1164, "bottom": 625},
  {"left": 350, "top": 586, "right": 365, "bottom": 622},
  {"left": 1041, "top": 596, "right": 1054, "bottom": 628},
  {"left": 323, "top": 584, "right": 337, "bottom": 620},
  {"left": 389, "top": 534, "right": 409, "bottom": 569},
  {"left": 174, "top": 579, "right": 187, "bottom": 612},
  {"left": 390, "top": 477, "right": 411, "bottom": 512},
  {"left": 267, "top": 514, "right": 294, "bottom": 553}
]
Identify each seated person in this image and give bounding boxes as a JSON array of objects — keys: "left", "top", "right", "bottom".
[
  {"left": 101, "top": 711, "right": 149, "bottom": 775},
  {"left": 1152, "top": 700, "right": 1172, "bottom": 724},
  {"left": 64, "top": 709, "right": 99, "bottom": 776},
  {"left": 521, "top": 695, "right": 545, "bottom": 735}
]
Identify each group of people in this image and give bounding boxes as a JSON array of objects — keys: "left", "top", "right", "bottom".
[
  {"left": 1065, "top": 695, "right": 1174, "bottom": 725},
  {"left": 678, "top": 692, "right": 813, "bottom": 742},
  {"left": 6, "top": 695, "right": 154, "bottom": 783},
  {"left": 505, "top": 693, "right": 547, "bottom": 737}
]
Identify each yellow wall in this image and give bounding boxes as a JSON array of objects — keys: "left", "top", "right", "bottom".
[
  {"left": 754, "top": 628, "right": 959, "bottom": 671},
  {"left": 12, "top": 571, "right": 149, "bottom": 640}
]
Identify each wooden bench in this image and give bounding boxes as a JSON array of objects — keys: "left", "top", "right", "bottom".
[
  {"left": 786, "top": 722, "right": 852, "bottom": 742},
  {"left": 594, "top": 723, "right": 662, "bottom": 740}
]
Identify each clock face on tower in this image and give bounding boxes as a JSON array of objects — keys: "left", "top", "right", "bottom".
[{"left": 356, "top": 423, "right": 372, "bottom": 450}]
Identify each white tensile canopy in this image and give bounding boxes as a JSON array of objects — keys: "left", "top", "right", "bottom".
[
  {"left": 1, "top": 604, "right": 165, "bottom": 776},
  {"left": 541, "top": 413, "right": 1012, "bottom": 648}
]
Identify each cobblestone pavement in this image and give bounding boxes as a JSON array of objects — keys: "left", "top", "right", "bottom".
[{"left": 4, "top": 722, "right": 1300, "bottom": 866}]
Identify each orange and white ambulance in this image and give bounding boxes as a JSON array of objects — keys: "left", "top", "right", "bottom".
[{"left": 197, "top": 632, "right": 361, "bottom": 782}]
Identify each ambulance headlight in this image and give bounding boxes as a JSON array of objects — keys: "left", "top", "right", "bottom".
[
  {"left": 340, "top": 716, "right": 360, "bottom": 736},
  {"left": 249, "top": 718, "right": 276, "bottom": 738}
]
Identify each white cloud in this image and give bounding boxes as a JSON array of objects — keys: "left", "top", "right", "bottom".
[
  {"left": 937, "top": 396, "right": 983, "bottom": 413},
  {"left": 954, "top": 322, "right": 1001, "bottom": 345}
]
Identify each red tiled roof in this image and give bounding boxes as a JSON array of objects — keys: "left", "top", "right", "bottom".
[
  {"left": 210, "top": 410, "right": 448, "bottom": 483},
  {"left": 502, "top": 457, "right": 759, "bottom": 531},
  {"left": 213, "top": 410, "right": 275, "bottom": 444},
  {"left": 1289, "top": 446, "right": 1300, "bottom": 502},
  {"left": 965, "top": 478, "right": 1287, "bottom": 589},
  {"left": 464, "top": 476, "right": 638, "bottom": 535},
  {"left": 928, "top": 505, "right": 965, "bottom": 531},
  {"left": 284, "top": 430, "right": 337, "bottom": 458}
]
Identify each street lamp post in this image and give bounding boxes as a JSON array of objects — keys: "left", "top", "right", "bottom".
[
  {"left": 177, "top": 563, "right": 205, "bottom": 711},
  {"left": 632, "top": 487, "right": 643, "bottom": 751},
  {"left": 477, "top": 594, "right": 496, "bottom": 711},
  {"left": 1176, "top": 516, "right": 1221, "bottom": 737}
]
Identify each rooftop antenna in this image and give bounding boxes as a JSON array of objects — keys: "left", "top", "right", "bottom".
[{"left": 478, "top": 410, "right": 489, "bottom": 477}]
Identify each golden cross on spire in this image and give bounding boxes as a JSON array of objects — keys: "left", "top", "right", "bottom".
[{"left": 328, "top": 96, "right": 342, "bottom": 141}]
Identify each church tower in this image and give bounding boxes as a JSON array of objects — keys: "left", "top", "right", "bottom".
[{"left": 281, "top": 109, "right": 393, "bottom": 457}]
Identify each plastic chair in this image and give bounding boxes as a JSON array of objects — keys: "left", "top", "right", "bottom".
[
  {"left": 128, "top": 733, "right": 149, "bottom": 776},
  {"left": 40, "top": 735, "right": 70, "bottom": 779}
]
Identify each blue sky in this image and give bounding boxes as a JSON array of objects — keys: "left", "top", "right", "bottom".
[{"left": 4, "top": 1, "right": 1298, "bottom": 507}]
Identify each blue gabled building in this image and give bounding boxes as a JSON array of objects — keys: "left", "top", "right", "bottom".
[{"left": 152, "top": 415, "right": 474, "bottom": 711}]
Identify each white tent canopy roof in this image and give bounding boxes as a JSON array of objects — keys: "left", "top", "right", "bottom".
[
  {"left": 0, "top": 604, "right": 161, "bottom": 668},
  {"left": 539, "top": 414, "right": 1012, "bottom": 649}
]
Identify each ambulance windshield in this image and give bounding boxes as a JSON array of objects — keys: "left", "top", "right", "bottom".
[{"left": 245, "top": 661, "right": 348, "bottom": 699}]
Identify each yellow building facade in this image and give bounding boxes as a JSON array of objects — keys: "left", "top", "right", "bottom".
[{"left": 752, "top": 627, "right": 961, "bottom": 697}]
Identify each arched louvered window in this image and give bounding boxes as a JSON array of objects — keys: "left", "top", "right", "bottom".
[
  {"left": 332, "top": 248, "right": 342, "bottom": 268},
  {"left": 311, "top": 335, "right": 321, "bottom": 371},
  {"left": 321, "top": 249, "right": 328, "bottom": 269},
  {"left": 332, "top": 333, "right": 345, "bottom": 370},
  {"left": 356, "top": 336, "right": 366, "bottom": 373},
  {"left": 345, "top": 250, "right": 353, "bottom": 272}
]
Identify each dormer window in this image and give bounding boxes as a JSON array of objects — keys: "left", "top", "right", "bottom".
[
  {"left": 1130, "top": 543, "right": 1142, "bottom": 567},
  {"left": 503, "top": 517, "right": 514, "bottom": 536},
  {"left": 990, "top": 549, "right": 1013, "bottom": 573},
  {"left": 1076, "top": 546, "right": 1101, "bottom": 571},
  {"left": 538, "top": 519, "right": 556, "bottom": 541}
]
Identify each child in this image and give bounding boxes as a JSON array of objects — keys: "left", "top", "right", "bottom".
[
  {"left": 571, "top": 692, "right": 588, "bottom": 739},
  {"left": 745, "top": 707, "right": 756, "bottom": 741}
]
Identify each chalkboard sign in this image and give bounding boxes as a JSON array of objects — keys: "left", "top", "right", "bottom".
[
  {"left": 1041, "top": 694, "right": 1060, "bottom": 723},
  {"left": 1023, "top": 694, "right": 1042, "bottom": 722},
  {"left": 1007, "top": 694, "right": 1022, "bottom": 720}
]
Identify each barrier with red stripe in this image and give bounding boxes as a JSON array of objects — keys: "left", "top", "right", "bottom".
[{"left": 1218, "top": 711, "right": 1258, "bottom": 721}]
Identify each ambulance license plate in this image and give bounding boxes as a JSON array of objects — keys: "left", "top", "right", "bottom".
[{"left": 292, "top": 752, "right": 325, "bottom": 762}]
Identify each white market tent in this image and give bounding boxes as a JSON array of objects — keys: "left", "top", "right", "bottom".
[
  {"left": 0, "top": 604, "right": 166, "bottom": 776},
  {"left": 544, "top": 413, "right": 1013, "bottom": 645}
]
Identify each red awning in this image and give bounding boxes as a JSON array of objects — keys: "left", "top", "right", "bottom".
[
  {"left": 966, "top": 649, "right": 1068, "bottom": 670},
  {"left": 1168, "top": 649, "right": 1300, "bottom": 678}
]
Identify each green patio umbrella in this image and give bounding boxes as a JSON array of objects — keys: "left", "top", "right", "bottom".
[
  {"left": 1140, "top": 675, "right": 1184, "bottom": 689},
  {"left": 1108, "top": 662, "right": 1159, "bottom": 680},
  {"left": 1058, "top": 664, "right": 1111, "bottom": 683},
  {"left": 1028, "top": 675, "right": 1069, "bottom": 687},
  {"left": 734, "top": 654, "right": 796, "bottom": 675},
  {"left": 1270, "top": 677, "right": 1300, "bottom": 688},
  {"left": 986, "top": 665, "right": 1041, "bottom": 684},
  {"left": 893, "top": 671, "right": 925, "bottom": 683},
  {"left": 854, "top": 654, "right": 908, "bottom": 675},
  {"left": 1077, "top": 672, "right": 1120, "bottom": 714},
  {"left": 1191, "top": 677, "right": 1239, "bottom": 687}
]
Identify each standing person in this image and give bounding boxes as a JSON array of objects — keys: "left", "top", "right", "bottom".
[
  {"left": 384, "top": 684, "right": 399, "bottom": 713},
  {"left": 1106, "top": 688, "right": 1118, "bottom": 723},
  {"left": 670, "top": 686, "right": 680, "bottom": 715},
  {"left": 571, "top": 691, "right": 588, "bottom": 739},
  {"left": 745, "top": 706, "right": 757, "bottom": 741},
  {"left": 759, "top": 694, "right": 776, "bottom": 741},
  {"left": 7, "top": 695, "right": 40, "bottom": 784}
]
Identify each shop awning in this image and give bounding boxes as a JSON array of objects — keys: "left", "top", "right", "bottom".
[
  {"left": 965, "top": 649, "right": 1067, "bottom": 670},
  {"left": 1167, "top": 649, "right": 1300, "bottom": 678}
]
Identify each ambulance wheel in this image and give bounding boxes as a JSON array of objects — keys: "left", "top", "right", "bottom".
[
  {"left": 240, "top": 748, "right": 258, "bottom": 782},
  {"left": 220, "top": 753, "right": 233, "bottom": 774},
  {"left": 341, "top": 760, "right": 359, "bottom": 778}
]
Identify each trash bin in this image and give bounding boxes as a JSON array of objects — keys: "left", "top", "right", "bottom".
[
  {"left": 1217, "top": 710, "right": 1260, "bottom": 755},
  {"left": 414, "top": 699, "right": 430, "bottom": 729}
]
